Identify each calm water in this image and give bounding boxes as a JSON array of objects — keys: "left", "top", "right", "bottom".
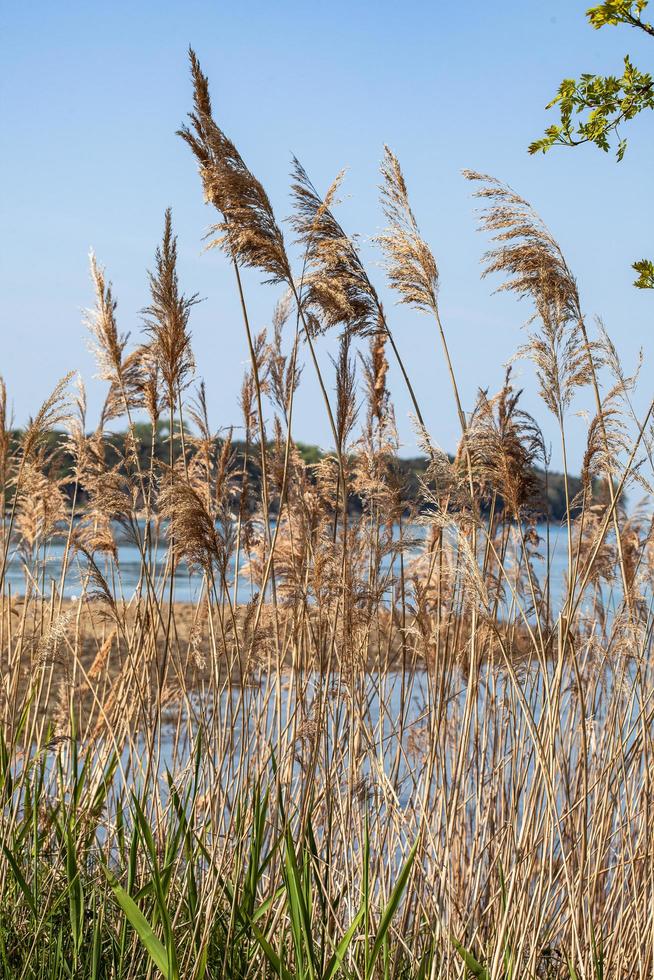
[
  {"left": 4, "top": 521, "right": 581, "bottom": 614},
  {"left": 14, "top": 520, "right": 642, "bottom": 814}
]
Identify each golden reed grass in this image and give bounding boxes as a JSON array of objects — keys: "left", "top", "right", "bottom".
[{"left": 1, "top": 49, "right": 654, "bottom": 978}]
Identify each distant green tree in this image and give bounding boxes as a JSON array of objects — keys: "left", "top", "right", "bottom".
[{"left": 529, "top": 2, "right": 653, "bottom": 288}]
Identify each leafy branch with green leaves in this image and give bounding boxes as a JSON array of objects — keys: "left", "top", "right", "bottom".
[{"left": 529, "top": 2, "right": 653, "bottom": 287}]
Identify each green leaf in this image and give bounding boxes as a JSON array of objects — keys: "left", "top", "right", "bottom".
[
  {"left": 2, "top": 845, "right": 37, "bottom": 917},
  {"left": 366, "top": 839, "right": 418, "bottom": 979},
  {"left": 633, "top": 258, "right": 654, "bottom": 288},
  {"left": 323, "top": 904, "right": 365, "bottom": 980},
  {"left": 251, "top": 920, "right": 294, "bottom": 980},
  {"left": 451, "top": 936, "right": 490, "bottom": 978},
  {"left": 587, "top": 1, "right": 650, "bottom": 29},
  {"left": 106, "top": 872, "right": 170, "bottom": 979},
  {"left": 65, "top": 823, "right": 84, "bottom": 956},
  {"left": 283, "top": 829, "right": 317, "bottom": 980}
]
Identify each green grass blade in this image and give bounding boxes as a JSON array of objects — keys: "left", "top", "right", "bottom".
[
  {"left": 251, "top": 920, "right": 294, "bottom": 980},
  {"left": 2, "top": 844, "right": 37, "bottom": 916},
  {"left": 65, "top": 822, "right": 85, "bottom": 956},
  {"left": 323, "top": 903, "right": 365, "bottom": 980},
  {"left": 108, "top": 876, "right": 170, "bottom": 979},
  {"left": 366, "top": 839, "right": 418, "bottom": 979},
  {"left": 451, "top": 936, "right": 489, "bottom": 978}
]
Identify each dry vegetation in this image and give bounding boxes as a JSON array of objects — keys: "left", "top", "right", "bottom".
[{"left": 2, "top": 50, "right": 654, "bottom": 979}]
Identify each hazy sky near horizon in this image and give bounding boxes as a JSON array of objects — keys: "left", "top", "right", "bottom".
[{"left": 2, "top": 1, "right": 652, "bottom": 469}]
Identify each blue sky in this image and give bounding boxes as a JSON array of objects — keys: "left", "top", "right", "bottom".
[{"left": 2, "top": 1, "right": 652, "bottom": 468}]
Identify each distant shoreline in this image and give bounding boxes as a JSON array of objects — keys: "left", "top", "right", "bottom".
[{"left": 9, "top": 428, "right": 596, "bottom": 523}]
